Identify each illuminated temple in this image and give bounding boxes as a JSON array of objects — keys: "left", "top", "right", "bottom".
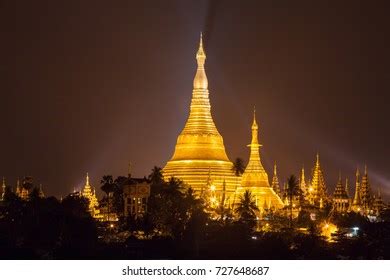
[
  {"left": 162, "top": 34, "right": 237, "bottom": 194},
  {"left": 162, "top": 35, "right": 287, "bottom": 210}
]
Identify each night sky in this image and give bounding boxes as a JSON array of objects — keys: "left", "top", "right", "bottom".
[{"left": 1, "top": 1, "right": 389, "bottom": 199}]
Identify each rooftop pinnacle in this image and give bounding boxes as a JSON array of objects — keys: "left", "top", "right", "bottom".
[{"left": 193, "top": 33, "right": 208, "bottom": 89}]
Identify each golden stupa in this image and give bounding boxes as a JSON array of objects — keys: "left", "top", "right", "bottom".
[
  {"left": 162, "top": 34, "right": 237, "bottom": 194},
  {"left": 237, "top": 110, "right": 284, "bottom": 210}
]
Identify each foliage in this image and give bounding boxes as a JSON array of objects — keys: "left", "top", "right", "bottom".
[
  {"left": 0, "top": 194, "right": 97, "bottom": 259},
  {"left": 235, "top": 190, "right": 258, "bottom": 230},
  {"left": 231, "top": 157, "right": 245, "bottom": 177}
]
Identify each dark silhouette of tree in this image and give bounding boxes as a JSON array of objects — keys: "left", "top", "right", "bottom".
[
  {"left": 61, "top": 195, "right": 90, "bottom": 218},
  {"left": 29, "top": 187, "right": 42, "bottom": 201},
  {"left": 235, "top": 190, "right": 258, "bottom": 231},
  {"left": 231, "top": 158, "right": 245, "bottom": 176},
  {"left": 112, "top": 176, "right": 127, "bottom": 217},
  {"left": 148, "top": 166, "right": 165, "bottom": 194},
  {"left": 286, "top": 175, "right": 300, "bottom": 228},
  {"left": 100, "top": 175, "right": 115, "bottom": 222}
]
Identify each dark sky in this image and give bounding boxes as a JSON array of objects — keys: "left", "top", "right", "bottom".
[{"left": 1, "top": 1, "right": 389, "bottom": 199}]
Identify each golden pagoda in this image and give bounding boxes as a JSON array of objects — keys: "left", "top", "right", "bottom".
[
  {"left": 333, "top": 173, "right": 350, "bottom": 212},
  {"left": 238, "top": 110, "right": 284, "bottom": 211},
  {"left": 299, "top": 166, "right": 307, "bottom": 197},
  {"left": 351, "top": 168, "right": 361, "bottom": 212},
  {"left": 307, "top": 153, "right": 327, "bottom": 207},
  {"left": 162, "top": 34, "right": 237, "bottom": 193},
  {"left": 81, "top": 173, "right": 101, "bottom": 218},
  {"left": 360, "top": 165, "right": 372, "bottom": 212}
]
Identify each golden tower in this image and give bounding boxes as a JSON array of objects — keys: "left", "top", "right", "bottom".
[
  {"left": 352, "top": 168, "right": 361, "bottom": 212},
  {"left": 360, "top": 165, "right": 372, "bottom": 212},
  {"left": 333, "top": 173, "right": 349, "bottom": 212},
  {"left": 81, "top": 173, "right": 100, "bottom": 218},
  {"left": 299, "top": 166, "right": 307, "bottom": 197},
  {"left": 162, "top": 34, "right": 237, "bottom": 193},
  {"left": 238, "top": 110, "right": 284, "bottom": 210},
  {"left": 307, "top": 153, "right": 327, "bottom": 206}
]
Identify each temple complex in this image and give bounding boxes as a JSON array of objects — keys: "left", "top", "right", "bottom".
[
  {"left": 161, "top": 34, "right": 386, "bottom": 219},
  {"left": 162, "top": 34, "right": 237, "bottom": 194}
]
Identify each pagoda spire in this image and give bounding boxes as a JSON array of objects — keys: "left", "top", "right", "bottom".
[
  {"left": 345, "top": 178, "right": 349, "bottom": 197},
  {"left": 271, "top": 162, "right": 281, "bottom": 195},
  {"left": 300, "top": 166, "right": 306, "bottom": 196},
  {"left": 86, "top": 172, "right": 90, "bottom": 186},
  {"left": 273, "top": 161, "right": 277, "bottom": 176},
  {"left": 360, "top": 165, "right": 371, "bottom": 211},
  {"left": 316, "top": 153, "right": 320, "bottom": 167},
  {"left": 241, "top": 108, "right": 277, "bottom": 193},
  {"left": 193, "top": 32, "right": 208, "bottom": 89},
  {"left": 352, "top": 167, "right": 361, "bottom": 209},
  {"left": 309, "top": 153, "right": 327, "bottom": 206},
  {"left": 244, "top": 108, "right": 263, "bottom": 178}
]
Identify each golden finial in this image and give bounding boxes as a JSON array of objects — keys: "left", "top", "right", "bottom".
[
  {"left": 338, "top": 171, "right": 342, "bottom": 182},
  {"left": 193, "top": 32, "right": 208, "bottom": 89},
  {"left": 356, "top": 167, "right": 360, "bottom": 177},
  {"left": 273, "top": 161, "right": 277, "bottom": 176},
  {"left": 316, "top": 153, "right": 320, "bottom": 166},
  {"left": 252, "top": 106, "right": 258, "bottom": 129},
  {"left": 86, "top": 172, "right": 90, "bottom": 186},
  {"left": 364, "top": 164, "right": 367, "bottom": 175},
  {"left": 196, "top": 32, "right": 206, "bottom": 61}
]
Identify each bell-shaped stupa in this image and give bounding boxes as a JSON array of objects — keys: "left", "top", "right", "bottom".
[
  {"left": 163, "top": 34, "right": 237, "bottom": 194},
  {"left": 238, "top": 109, "right": 284, "bottom": 210}
]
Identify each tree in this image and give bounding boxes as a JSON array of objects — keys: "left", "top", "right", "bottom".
[
  {"left": 148, "top": 166, "right": 165, "bottom": 194},
  {"left": 112, "top": 176, "right": 127, "bottom": 217},
  {"left": 100, "top": 175, "right": 115, "bottom": 222},
  {"left": 286, "top": 175, "right": 301, "bottom": 228},
  {"left": 235, "top": 190, "right": 258, "bottom": 230},
  {"left": 231, "top": 158, "right": 245, "bottom": 177},
  {"left": 149, "top": 166, "right": 164, "bottom": 185}
]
